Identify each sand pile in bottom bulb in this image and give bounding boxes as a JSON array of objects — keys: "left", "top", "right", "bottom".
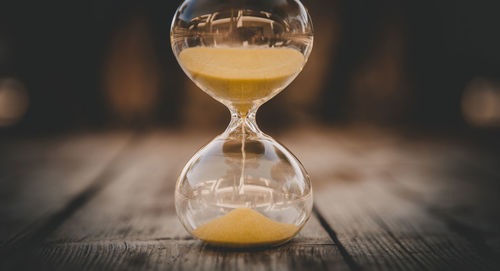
[{"left": 192, "top": 208, "right": 299, "bottom": 247}]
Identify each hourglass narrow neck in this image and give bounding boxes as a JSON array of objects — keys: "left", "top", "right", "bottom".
[{"left": 224, "top": 110, "right": 262, "bottom": 138}]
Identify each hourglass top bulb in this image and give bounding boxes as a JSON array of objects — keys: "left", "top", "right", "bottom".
[
  {"left": 171, "top": 0, "right": 314, "bottom": 248},
  {"left": 171, "top": 0, "right": 313, "bottom": 115}
]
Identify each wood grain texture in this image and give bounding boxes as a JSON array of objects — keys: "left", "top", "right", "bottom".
[
  {"left": 1, "top": 127, "right": 499, "bottom": 271},
  {"left": 38, "top": 131, "right": 348, "bottom": 270},
  {"left": 46, "top": 132, "right": 207, "bottom": 242},
  {"left": 384, "top": 144, "right": 500, "bottom": 255},
  {"left": 33, "top": 240, "right": 346, "bottom": 271},
  {"left": 314, "top": 176, "right": 498, "bottom": 271},
  {"left": 292, "top": 127, "right": 500, "bottom": 271},
  {"left": 0, "top": 132, "right": 132, "bottom": 245}
]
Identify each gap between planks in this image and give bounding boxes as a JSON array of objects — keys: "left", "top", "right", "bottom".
[
  {"left": 313, "top": 205, "right": 363, "bottom": 271},
  {"left": 385, "top": 179, "right": 500, "bottom": 265}
]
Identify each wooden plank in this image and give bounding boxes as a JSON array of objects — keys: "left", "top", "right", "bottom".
[
  {"left": 5, "top": 127, "right": 497, "bottom": 270},
  {"left": 39, "top": 131, "right": 348, "bottom": 270},
  {"left": 45, "top": 132, "right": 200, "bottom": 242},
  {"left": 34, "top": 215, "right": 347, "bottom": 271},
  {"left": 35, "top": 239, "right": 345, "bottom": 271},
  {"left": 385, "top": 142, "right": 500, "bottom": 255},
  {"left": 276, "top": 127, "right": 500, "bottom": 270},
  {"left": 0, "top": 132, "right": 132, "bottom": 245},
  {"left": 314, "top": 178, "right": 497, "bottom": 270}
]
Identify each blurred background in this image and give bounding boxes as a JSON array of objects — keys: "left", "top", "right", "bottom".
[
  {"left": 1, "top": 2, "right": 500, "bottom": 268},
  {"left": 1, "top": 0, "right": 500, "bottom": 137}
]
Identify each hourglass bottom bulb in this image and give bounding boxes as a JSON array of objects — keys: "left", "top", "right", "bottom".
[{"left": 175, "top": 132, "right": 313, "bottom": 248}]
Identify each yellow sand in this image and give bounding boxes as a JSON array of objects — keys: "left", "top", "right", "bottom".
[
  {"left": 192, "top": 208, "right": 299, "bottom": 247},
  {"left": 178, "top": 47, "right": 304, "bottom": 113}
]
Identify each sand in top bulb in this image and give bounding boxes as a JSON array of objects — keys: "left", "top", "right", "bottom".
[{"left": 178, "top": 47, "right": 304, "bottom": 114}]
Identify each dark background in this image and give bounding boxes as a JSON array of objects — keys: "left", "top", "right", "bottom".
[
  {"left": 1, "top": 2, "right": 500, "bottom": 269},
  {"left": 1, "top": 0, "right": 500, "bottom": 137}
]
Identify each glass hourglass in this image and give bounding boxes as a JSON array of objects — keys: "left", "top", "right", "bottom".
[{"left": 171, "top": 0, "right": 313, "bottom": 248}]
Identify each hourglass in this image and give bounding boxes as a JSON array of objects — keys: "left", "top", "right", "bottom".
[{"left": 171, "top": 0, "right": 313, "bottom": 248}]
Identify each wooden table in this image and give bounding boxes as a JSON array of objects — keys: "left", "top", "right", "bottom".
[{"left": 1, "top": 126, "right": 499, "bottom": 270}]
